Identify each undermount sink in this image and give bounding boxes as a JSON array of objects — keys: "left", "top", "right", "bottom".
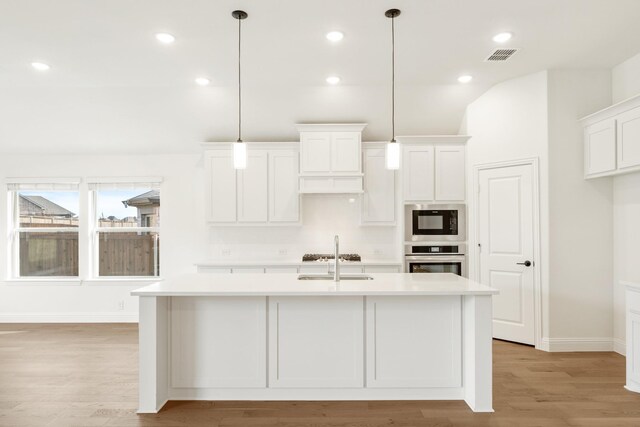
[{"left": 297, "top": 274, "right": 374, "bottom": 281}]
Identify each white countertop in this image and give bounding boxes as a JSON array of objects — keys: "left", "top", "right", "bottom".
[
  {"left": 131, "top": 272, "right": 498, "bottom": 297},
  {"left": 195, "top": 259, "right": 402, "bottom": 267}
]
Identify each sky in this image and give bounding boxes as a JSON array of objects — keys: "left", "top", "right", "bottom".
[{"left": 20, "top": 189, "right": 154, "bottom": 219}]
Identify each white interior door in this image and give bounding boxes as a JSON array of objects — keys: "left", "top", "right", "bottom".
[{"left": 478, "top": 163, "right": 535, "bottom": 345}]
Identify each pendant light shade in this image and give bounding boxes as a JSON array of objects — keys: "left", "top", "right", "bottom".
[
  {"left": 233, "top": 141, "right": 247, "bottom": 169},
  {"left": 385, "top": 8, "right": 401, "bottom": 170},
  {"left": 386, "top": 140, "right": 400, "bottom": 170},
  {"left": 232, "top": 10, "right": 248, "bottom": 169}
]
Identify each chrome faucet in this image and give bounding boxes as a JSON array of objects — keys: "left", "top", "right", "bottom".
[{"left": 333, "top": 235, "right": 340, "bottom": 282}]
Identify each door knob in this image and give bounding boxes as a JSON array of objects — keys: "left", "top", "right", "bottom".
[{"left": 517, "top": 260, "right": 532, "bottom": 267}]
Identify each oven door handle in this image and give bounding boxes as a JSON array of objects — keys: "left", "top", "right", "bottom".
[{"left": 405, "top": 255, "right": 465, "bottom": 262}]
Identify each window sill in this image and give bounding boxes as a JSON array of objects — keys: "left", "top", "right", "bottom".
[
  {"left": 4, "top": 278, "right": 82, "bottom": 286},
  {"left": 83, "top": 277, "right": 163, "bottom": 286}
]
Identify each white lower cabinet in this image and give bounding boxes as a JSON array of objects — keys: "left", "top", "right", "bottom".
[
  {"left": 626, "top": 284, "right": 640, "bottom": 393},
  {"left": 171, "top": 297, "right": 267, "bottom": 388},
  {"left": 232, "top": 267, "right": 265, "bottom": 274},
  {"left": 366, "top": 296, "right": 462, "bottom": 388},
  {"left": 268, "top": 297, "right": 364, "bottom": 388},
  {"left": 205, "top": 144, "right": 299, "bottom": 225}
]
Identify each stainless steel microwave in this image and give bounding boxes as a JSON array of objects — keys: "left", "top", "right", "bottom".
[{"left": 404, "top": 204, "right": 466, "bottom": 242}]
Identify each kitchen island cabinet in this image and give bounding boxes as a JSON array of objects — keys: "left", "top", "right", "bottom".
[{"left": 132, "top": 272, "right": 497, "bottom": 414}]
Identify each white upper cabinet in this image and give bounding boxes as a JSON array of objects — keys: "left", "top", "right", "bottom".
[
  {"left": 435, "top": 145, "right": 466, "bottom": 201},
  {"left": 581, "top": 94, "right": 640, "bottom": 178},
  {"left": 361, "top": 144, "right": 396, "bottom": 225},
  {"left": 398, "top": 136, "right": 469, "bottom": 203},
  {"left": 297, "top": 124, "right": 366, "bottom": 193},
  {"left": 300, "top": 132, "right": 331, "bottom": 173},
  {"left": 204, "top": 144, "right": 300, "bottom": 225},
  {"left": 205, "top": 149, "right": 236, "bottom": 223},
  {"left": 617, "top": 106, "right": 640, "bottom": 171},
  {"left": 238, "top": 151, "right": 269, "bottom": 223},
  {"left": 269, "top": 150, "right": 300, "bottom": 223},
  {"left": 331, "top": 132, "right": 361, "bottom": 173},
  {"left": 402, "top": 145, "right": 435, "bottom": 201},
  {"left": 585, "top": 118, "right": 617, "bottom": 176}
]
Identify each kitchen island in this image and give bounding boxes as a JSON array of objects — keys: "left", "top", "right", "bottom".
[{"left": 132, "top": 273, "right": 498, "bottom": 413}]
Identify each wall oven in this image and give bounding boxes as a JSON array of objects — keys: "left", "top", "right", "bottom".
[
  {"left": 404, "top": 244, "right": 467, "bottom": 277},
  {"left": 405, "top": 204, "right": 466, "bottom": 242}
]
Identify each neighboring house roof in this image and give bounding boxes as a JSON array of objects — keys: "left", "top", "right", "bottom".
[
  {"left": 122, "top": 190, "right": 160, "bottom": 208},
  {"left": 19, "top": 195, "right": 76, "bottom": 217}
]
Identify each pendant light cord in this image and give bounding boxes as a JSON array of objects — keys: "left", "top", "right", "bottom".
[
  {"left": 237, "top": 16, "right": 242, "bottom": 143},
  {"left": 391, "top": 15, "right": 396, "bottom": 143}
]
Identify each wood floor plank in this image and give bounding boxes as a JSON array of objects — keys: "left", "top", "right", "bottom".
[{"left": 1, "top": 324, "right": 639, "bottom": 427}]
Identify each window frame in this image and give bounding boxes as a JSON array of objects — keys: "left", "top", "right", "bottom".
[
  {"left": 88, "top": 178, "right": 162, "bottom": 279},
  {"left": 6, "top": 179, "right": 81, "bottom": 280}
]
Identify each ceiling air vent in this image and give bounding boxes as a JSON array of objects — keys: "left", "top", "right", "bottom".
[{"left": 485, "top": 48, "right": 519, "bottom": 62}]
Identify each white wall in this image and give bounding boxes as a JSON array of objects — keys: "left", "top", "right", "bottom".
[
  {"left": 612, "top": 52, "right": 640, "bottom": 354},
  {"left": 0, "top": 154, "right": 398, "bottom": 322},
  {"left": 0, "top": 153, "right": 206, "bottom": 322},
  {"left": 546, "top": 69, "right": 613, "bottom": 343},
  {"left": 464, "top": 71, "right": 551, "bottom": 341},
  {"left": 464, "top": 69, "right": 615, "bottom": 350}
]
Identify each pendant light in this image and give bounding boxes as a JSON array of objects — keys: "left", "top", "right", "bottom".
[
  {"left": 232, "top": 10, "right": 248, "bottom": 169},
  {"left": 385, "top": 9, "right": 401, "bottom": 170}
]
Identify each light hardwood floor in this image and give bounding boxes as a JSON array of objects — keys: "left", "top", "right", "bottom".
[{"left": 1, "top": 324, "right": 639, "bottom": 426}]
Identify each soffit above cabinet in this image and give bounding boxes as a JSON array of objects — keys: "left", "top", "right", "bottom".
[
  {"left": 395, "top": 135, "right": 471, "bottom": 144},
  {"left": 296, "top": 123, "right": 367, "bottom": 133}
]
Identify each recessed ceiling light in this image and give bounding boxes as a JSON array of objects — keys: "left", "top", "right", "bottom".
[
  {"left": 31, "top": 62, "right": 50, "bottom": 71},
  {"left": 326, "top": 31, "right": 344, "bottom": 42},
  {"left": 326, "top": 76, "right": 341, "bottom": 85},
  {"left": 155, "top": 33, "right": 176, "bottom": 44},
  {"left": 492, "top": 32, "right": 513, "bottom": 43},
  {"left": 458, "top": 75, "right": 473, "bottom": 83},
  {"left": 195, "top": 77, "right": 210, "bottom": 86}
]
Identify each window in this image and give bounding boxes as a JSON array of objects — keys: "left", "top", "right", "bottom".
[
  {"left": 7, "top": 180, "right": 80, "bottom": 278},
  {"left": 89, "top": 180, "right": 161, "bottom": 277}
]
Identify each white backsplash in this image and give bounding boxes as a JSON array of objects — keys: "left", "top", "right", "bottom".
[{"left": 207, "top": 194, "right": 399, "bottom": 261}]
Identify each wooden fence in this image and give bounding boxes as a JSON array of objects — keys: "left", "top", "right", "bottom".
[{"left": 19, "top": 232, "right": 159, "bottom": 277}]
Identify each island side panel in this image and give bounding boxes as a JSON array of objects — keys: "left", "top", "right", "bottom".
[
  {"left": 138, "top": 296, "right": 169, "bottom": 414},
  {"left": 463, "top": 294, "right": 494, "bottom": 412},
  {"left": 170, "top": 297, "right": 267, "bottom": 389},
  {"left": 268, "top": 296, "right": 364, "bottom": 388},
  {"left": 365, "top": 296, "right": 462, "bottom": 388}
]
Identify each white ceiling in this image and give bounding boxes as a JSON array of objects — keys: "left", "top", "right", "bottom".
[{"left": 1, "top": 0, "right": 640, "bottom": 153}]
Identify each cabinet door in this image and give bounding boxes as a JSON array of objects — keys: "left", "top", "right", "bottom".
[
  {"left": 402, "top": 145, "right": 435, "bottom": 201},
  {"left": 301, "top": 132, "right": 331, "bottom": 173},
  {"left": 435, "top": 145, "right": 465, "bottom": 201},
  {"left": 237, "top": 151, "right": 268, "bottom": 223},
  {"left": 362, "top": 147, "right": 395, "bottom": 224},
  {"left": 331, "top": 132, "right": 361, "bottom": 173},
  {"left": 585, "top": 118, "right": 616, "bottom": 176},
  {"left": 269, "top": 150, "right": 300, "bottom": 223},
  {"left": 617, "top": 106, "right": 640, "bottom": 170},
  {"left": 205, "top": 150, "right": 236, "bottom": 222}
]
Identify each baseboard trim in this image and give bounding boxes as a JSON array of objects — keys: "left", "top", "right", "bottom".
[
  {"left": 540, "top": 337, "right": 614, "bottom": 352},
  {"left": 613, "top": 338, "right": 626, "bottom": 356},
  {"left": 0, "top": 312, "right": 138, "bottom": 323}
]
